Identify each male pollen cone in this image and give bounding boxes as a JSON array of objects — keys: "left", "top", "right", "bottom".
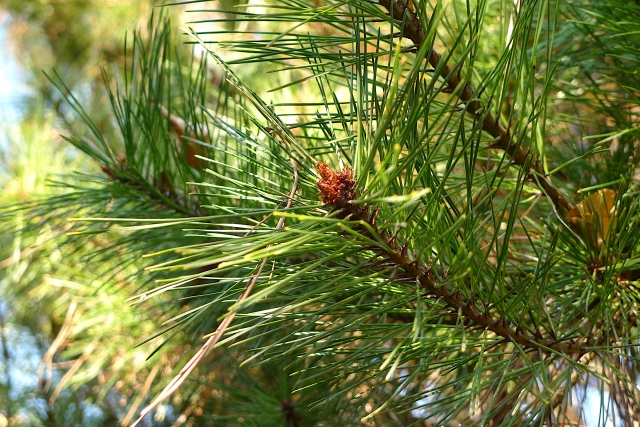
[{"left": 316, "top": 162, "right": 356, "bottom": 207}]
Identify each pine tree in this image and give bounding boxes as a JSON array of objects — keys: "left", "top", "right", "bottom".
[{"left": 3, "top": 0, "right": 640, "bottom": 425}]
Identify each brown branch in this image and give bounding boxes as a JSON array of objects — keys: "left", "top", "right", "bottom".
[
  {"left": 317, "top": 162, "right": 589, "bottom": 355},
  {"left": 121, "top": 360, "right": 162, "bottom": 426},
  {"left": 376, "top": 0, "right": 573, "bottom": 214}
]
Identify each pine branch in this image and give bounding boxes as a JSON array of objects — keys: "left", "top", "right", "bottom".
[
  {"left": 131, "top": 157, "right": 300, "bottom": 427},
  {"left": 317, "top": 162, "right": 588, "bottom": 354},
  {"left": 99, "top": 160, "right": 199, "bottom": 217},
  {"left": 15, "top": 4, "right": 639, "bottom": 424},
  {"left": 375, "top": 0, "right": 574, "bottom": 214}
]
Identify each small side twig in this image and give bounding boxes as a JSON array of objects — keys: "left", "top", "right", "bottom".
[{"left": 131, "top": 158, "right": 299, "bottom": 427}]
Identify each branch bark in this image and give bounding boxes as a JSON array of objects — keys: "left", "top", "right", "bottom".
[
  {"left": 317, "top": 162, "right": 589, "bottom": 355},
  {"left": 376, "top": 0, "right": 574, "bottom": 214}
]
